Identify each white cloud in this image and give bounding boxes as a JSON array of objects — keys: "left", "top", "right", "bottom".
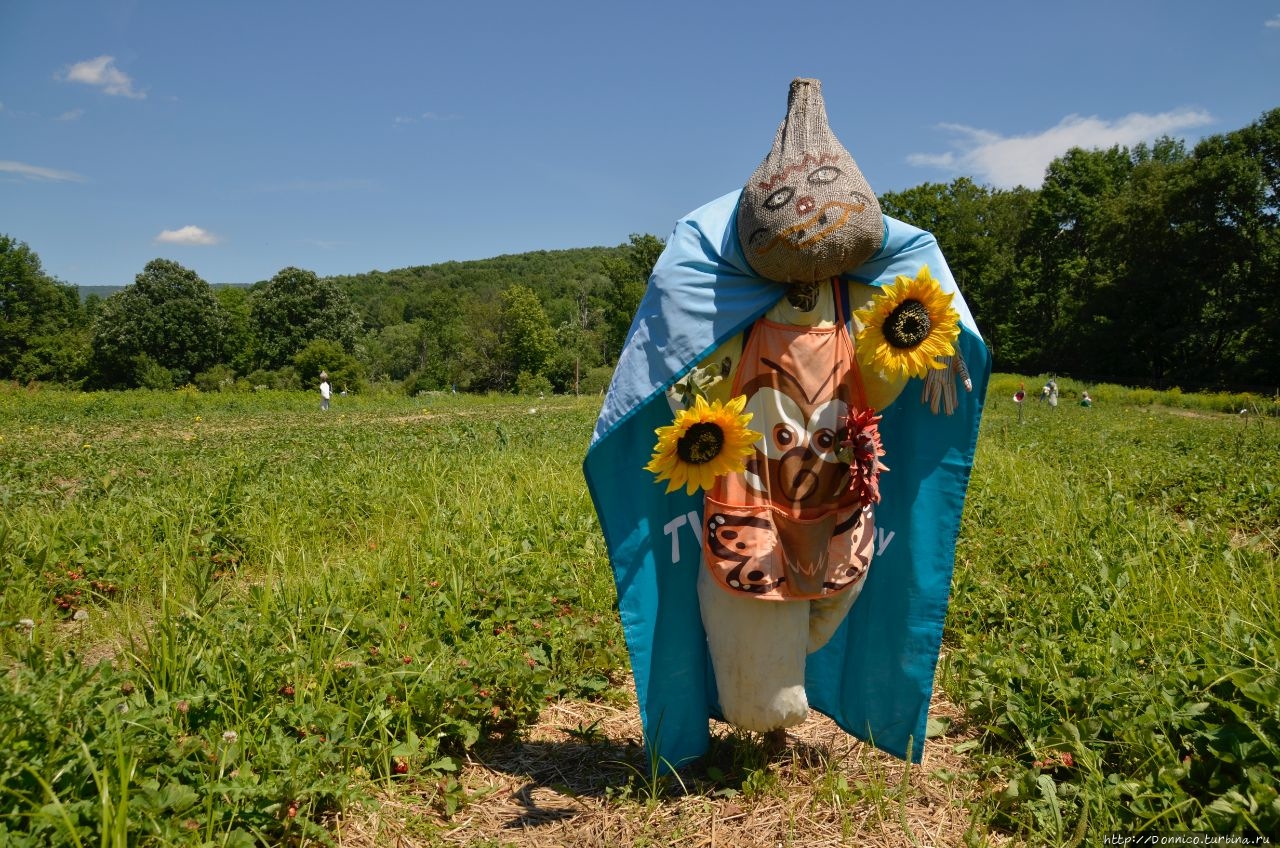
[
  {"left": 305, "top": 238, "right": 343, "bottom": 250},
  {"left": 56, "top": 109, "right": 85, "bottom": 122},
  {"left": 907, "top": 108, "right": 1215, "bottom": 189},
  {"left": 253, "top": 178, "right": 376, "bottom": 193},
  {"left": 155, "top": 225, "right": 220, "bottom": 246},
  {"left": 0, "top": 160, "right": 87, "bottom": 182},
  {"left": 1266, "top": 14, "right": 1280, "bottom": 28},
  {"left": 59, "top": 56, "right": 145, "bottom": 99},
  {"left": 393, "top": 110, "right": 461, "bottom": 126}
]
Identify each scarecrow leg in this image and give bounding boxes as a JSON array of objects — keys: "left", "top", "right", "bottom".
[{"left": 697, "top": 566, "right": 809, "bottom": 733}]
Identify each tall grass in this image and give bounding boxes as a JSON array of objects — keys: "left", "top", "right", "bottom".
[
  {"left": 946, "top": 375, "right": 1280, "bottom": 840},
  {"left": 0, "top": 387, "right": 623, "bottom": 844},
  {"left": 2, "top": 380, "right": 1277, "bottom": 844}
]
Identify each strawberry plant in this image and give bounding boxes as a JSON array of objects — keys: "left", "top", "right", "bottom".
[{"left": 945, "top": 385, "right": 1280, "bottom": 840}]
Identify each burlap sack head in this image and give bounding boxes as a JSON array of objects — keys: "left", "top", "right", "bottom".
[{"left": 737, "top": 78, "right": 884, "bottom": 284}]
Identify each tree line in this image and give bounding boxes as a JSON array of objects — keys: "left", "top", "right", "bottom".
[
  {"left": 881, "top": 107, "right": 1279, "bottom": 390},
  {"left": 0, "top": 237, "right": 660, "bottom": 396},
  {"left": 2, "top": 108, "right": 1276, "bottom": 394}
]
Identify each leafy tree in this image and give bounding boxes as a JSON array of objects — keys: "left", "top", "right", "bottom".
[
  {"left": 1182, "top": 109, "right": 1280, "bottom": 385},
  {"left": 89, "top": 259, "right": 228, "bottom": 388},
  {"left": 293, "top": 338, "right": 363, "bottom": 393},
  {"left": 250, "top": 267, "right": 362, "bottom": 370},
  {"left": 494, "top": 284, "right": 555, "bottom": 391},
  {"left": 1102, "top": 140, "right": 1203, "bottom": 382},
  {"left": 14, "top": 325, "right": 92, "bottom": 386},
  {"left": 365, "top": 321, "right": 428, "bottom": 382},
  {"left": 448, "top": 295, "right": 501, "bottom": 391},
  {"left": 547, "top": 318, "right": 606, "bottom": 394},
  {"left": 192, "top": 363, "right": 236, "bottom": 392},
  {"left": 601, "top": 234, "right": 664, "bottom": 362},
  {"left": 0, "top": 235, "right": 84, "bottom": 382},
  {"left": 409, "top": 287, "right": 473, "bottom": 391},
  {"left": 135, "top": 355, "right": 176, "bottom": 390},
  {"left": 83, "top": 293, "right": 104, "bottom": 320},
  {"left": 365, "top": 291, "right": 408, "bottom": 330},
  {"left": 213, "top": 285, "right": 256, "bottom": 375},
  {"left": 880, "top": 180, "right": 1035, "bottom": 369},
  {"left": 968, "top": 187, "right": 1038, "bottom": 371},
  {"left": 515, "top": 370, "right": 553, "bottom": 396},
  {"left": 1014, "top": 145, "right": 1135, "bottom": 375}
]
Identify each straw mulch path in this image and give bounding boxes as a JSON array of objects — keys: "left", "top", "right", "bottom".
[{"left": 337, "top": 679, "right": 1006, "bottom": 848}]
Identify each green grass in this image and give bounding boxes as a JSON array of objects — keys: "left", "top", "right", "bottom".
[
  {"left": 944, "top": 375, "right": 1280, "bottom": 841},
  {"left": 1, "top": 378, "right": 1277, "bottom": 845},
  {"left": 0, "top": 385, "right": 624, "bottom": 845}
]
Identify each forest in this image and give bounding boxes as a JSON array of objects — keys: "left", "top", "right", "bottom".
[{"left": 2, "top": 107, "right": 1277, "bottom": 394}]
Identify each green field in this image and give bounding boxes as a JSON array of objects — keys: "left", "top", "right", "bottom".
[
  {"left": 1, "top": 380, "right": 1277, "bottom": 845},
  {"left": 949, "top": 378, "right": 1279, "bottom": 840}
]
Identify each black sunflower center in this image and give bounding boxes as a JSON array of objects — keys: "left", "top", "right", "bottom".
[
  {"left": 676, "top": 422, "right": 725, "bottom": 464},
  {"left": 884, "top": 300, "right": 933, "bottom": 348}
]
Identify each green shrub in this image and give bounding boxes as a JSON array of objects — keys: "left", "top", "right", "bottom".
[
  {"left": 0, "top": 393, "right": 622, "bottom": 843},
  {"left": 515, "top": 371, "right": 553, "bottom": 397},
  {"left": 946, "top": 382, "right": 1280, "bottom": 839},
  {"left": 193, "top": 364, "right": 236, "bottom": 392},
  {"left": 579, "top": 365, "right": 614, "bottom": 396}
]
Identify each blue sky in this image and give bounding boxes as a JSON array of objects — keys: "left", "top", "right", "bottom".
[{"left": 2, "top": 1, "right": 1278, "bottom": 288}]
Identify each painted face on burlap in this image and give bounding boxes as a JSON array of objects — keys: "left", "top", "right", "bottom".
[
  {"left": 736, "top": 78, "right": 884, "bottom": 284},
  {"left": 739, "top": 153, "right": 881, "bottom": 283}
]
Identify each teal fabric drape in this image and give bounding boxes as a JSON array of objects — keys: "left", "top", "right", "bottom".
[{"left": 584, "top": 190, "right": 989, "bottom": 770}]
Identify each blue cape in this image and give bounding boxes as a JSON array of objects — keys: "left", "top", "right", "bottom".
[{"left": 584, "top": 190, "right": 989, "bottom": 769}]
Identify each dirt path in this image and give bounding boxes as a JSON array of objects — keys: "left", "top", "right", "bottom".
[{"left": 336, "top": 680, "right": 1004, "bottom": 848}]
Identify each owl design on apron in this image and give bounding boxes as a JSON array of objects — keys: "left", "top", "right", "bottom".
[{"left": 703, "top": 281, "right": 876, "bottom": 601}]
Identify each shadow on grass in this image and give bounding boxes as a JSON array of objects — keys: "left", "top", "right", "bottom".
[{"left": 463, "top": 719, "right": 833, "bottom": 832}]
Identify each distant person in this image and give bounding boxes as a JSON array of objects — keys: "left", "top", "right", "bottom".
[
  {"left": 319, "top": 372, "right": 331, "bottom": 411},
  {"left": 1047, "top": 379, "right": 1059, "bottom": 408},
  {"left": 1080, "top": 391, "right": 1092, "bottom": 407}
]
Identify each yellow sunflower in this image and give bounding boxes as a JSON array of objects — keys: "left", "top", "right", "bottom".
[
  {"left": 645, "top": 394, "right": 760, "bottom": 495},
  {"left": 854, "top": 264, "right": 961, "bottom": 381}
]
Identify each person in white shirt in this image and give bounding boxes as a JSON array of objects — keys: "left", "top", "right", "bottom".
[{"left": 319, "top": 371, "right": 331, "bottom": 411}]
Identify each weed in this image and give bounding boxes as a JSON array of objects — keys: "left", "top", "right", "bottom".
[
  {"left": 947, "top": 379, "right": 1280, "bottom": 840},
  {"left": 3, "top": 383, "right": 1276, "bottom": 844},
  {"left": 0, "top": 391, "right": 620, "bottom": 844}
]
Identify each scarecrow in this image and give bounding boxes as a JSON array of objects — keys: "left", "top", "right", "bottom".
[{"left": 584, "top": 78, "right": 988, "bottom": 769}]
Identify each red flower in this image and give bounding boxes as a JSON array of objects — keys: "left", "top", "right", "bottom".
[{"left": 840, "top": 408, "right": 889, "bottom": 507}]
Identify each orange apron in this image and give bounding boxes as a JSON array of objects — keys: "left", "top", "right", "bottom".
[{"left": 703, "top": 280, "right": 875, "bottom": 601}]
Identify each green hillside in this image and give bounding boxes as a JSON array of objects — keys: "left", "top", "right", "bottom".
[{"left": 329, "top": 245, "right": 628, "bottom": 330}]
